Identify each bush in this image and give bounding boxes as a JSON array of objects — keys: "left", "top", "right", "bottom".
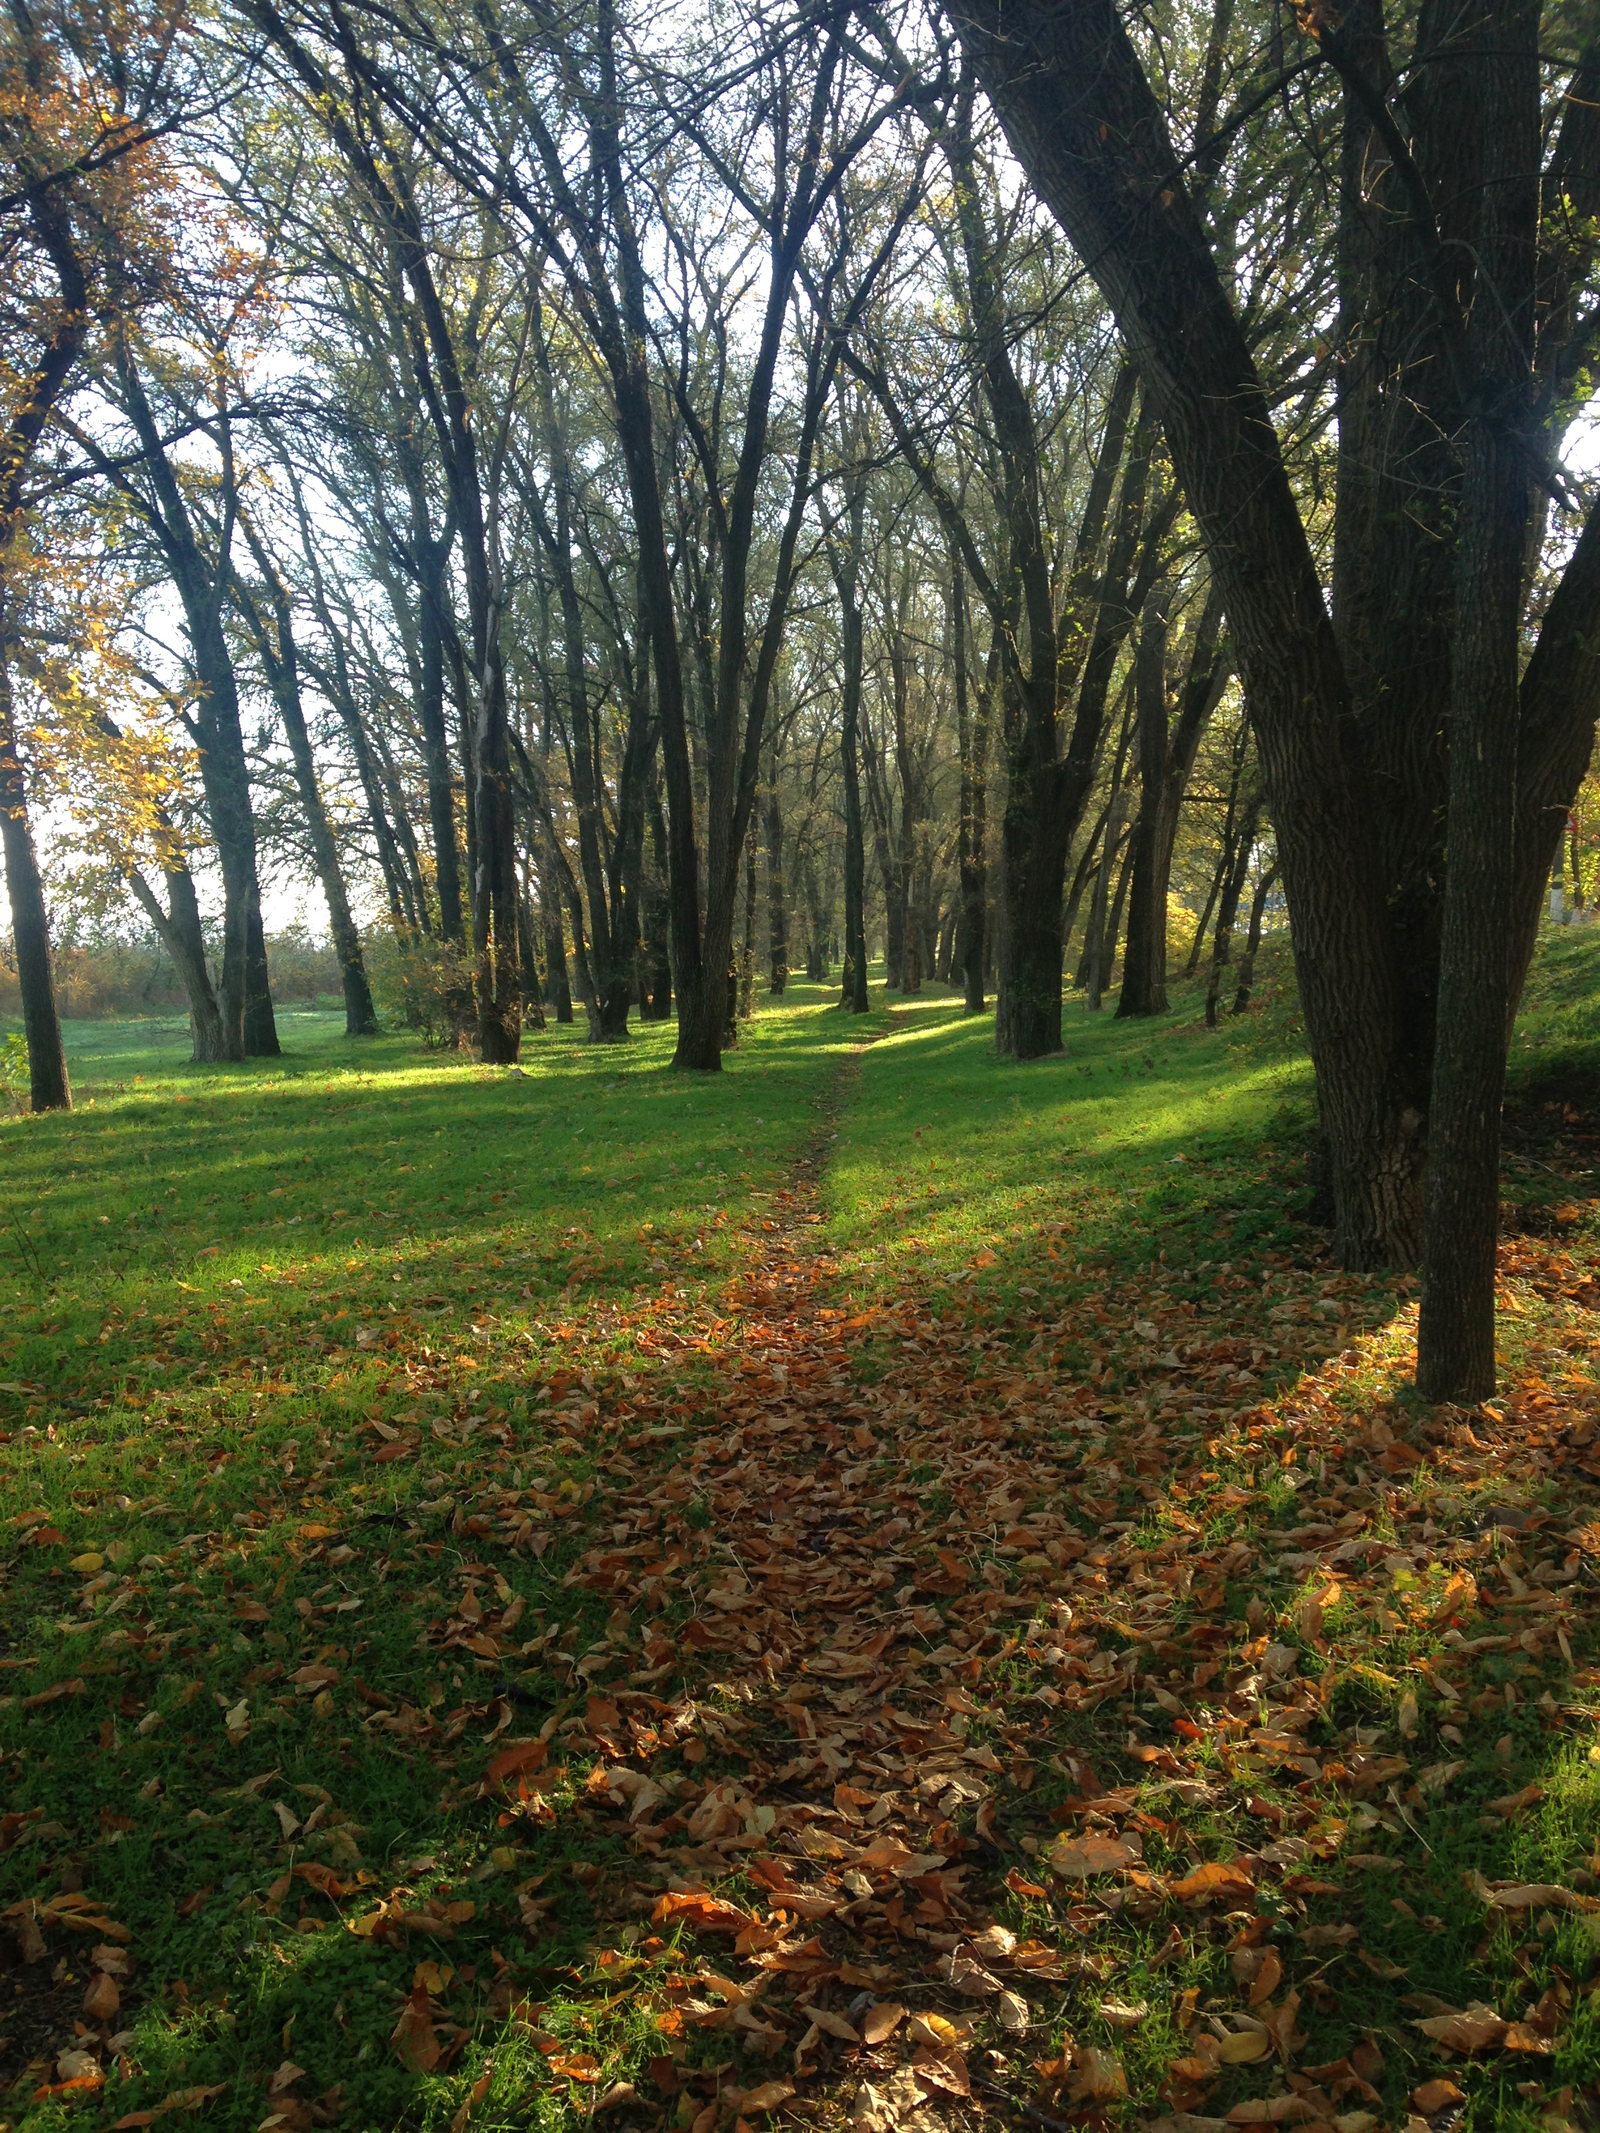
[
  {"left": 0, "top": 928, "right": 346, "bottom": 1021},
  {"left": 0, "top": 1031, "right": 27, "bottom": 1111},
  {"left": 365, "top": 929, "right": 476, "bottom": 1049}
]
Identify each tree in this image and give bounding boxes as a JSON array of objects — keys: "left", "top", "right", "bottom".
[
  {"left": 0, "top": 0, "right": 196, "bottom": 1107},
  {"left": 952, "top": 0, "right": 1600, "bottom": 1398}
]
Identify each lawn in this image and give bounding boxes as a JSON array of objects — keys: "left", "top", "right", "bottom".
[{"left": 0, "top": 943, "right": 1596, "bottom": 2133}]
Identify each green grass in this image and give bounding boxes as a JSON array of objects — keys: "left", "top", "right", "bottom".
[
  {"left": 0, "top": 985, "right": 879, "bottom": 1409},
  {"left": 822, "top": 949, "right": 1319, "bottom": 1303},
  {"left": 0, "top": 938, "right": 1595, "bottom": 2132}
]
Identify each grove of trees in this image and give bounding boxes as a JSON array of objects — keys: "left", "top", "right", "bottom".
[{"left": 3, "top": 0, "right": 1596, "bottom": 1400}]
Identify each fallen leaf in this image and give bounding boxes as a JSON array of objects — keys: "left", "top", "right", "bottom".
[
  {"left": 861, "top": 2003, "right": 906, "bottom": 2045},
  {"left": 1170, "top": 1860, "right": 1254, "bottom": 1904},
  {"left": 1047, "top": 1830, "right": 1139, "bottom": 1879},
  {"left": 1215, "top": 2029, "right": 1273, "bottom": 2064},
  {"left": 1411, "top": 2003, "right": 1509, "bottom": 2052},
  {"left": 391, "top": 1983, "right": 439, "bottom": 2071}
]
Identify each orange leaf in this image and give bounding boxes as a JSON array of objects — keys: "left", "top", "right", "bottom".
[{"left": 1169, "top": 1860, "right": 1254, "bottom": 1905}]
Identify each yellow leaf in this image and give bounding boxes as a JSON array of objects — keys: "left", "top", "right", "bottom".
[{"left": 1215, "top": 2028, "right": 1272, "bottom": 2064}]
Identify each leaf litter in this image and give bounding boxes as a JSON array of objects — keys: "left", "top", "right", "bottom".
[{"left": 1, "top": 1053, "right": 1599, "bottom": 2131}]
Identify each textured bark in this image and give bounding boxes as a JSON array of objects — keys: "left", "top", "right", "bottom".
[
  {"left": 951, "top": 563, "right": 991, "bottom": 1012},
  {"left": 0, "top": 140, "right": 95, "bottom": 1113},
  {"left": 829, "top": 450, "right": 871, "bottom": 1015},
  {"left": 1417, "top": 0, "right": 1541, "bottom": 1400},
  {"left": 1117, "top": 588, "right": 1173, "bottom": 1017},
  {"left": 765, "top": 747, "right": 788, "bottom": 992},
  {"left": 95, "top": 350, "right": 276, "bottom": 1063},
  {"left": 948, "top": 0, "right": 1434, "bottom": 1264}
]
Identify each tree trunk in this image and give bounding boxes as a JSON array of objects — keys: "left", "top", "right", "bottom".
[
  {"left": 950, "top": 0, "right": 1423, "bottom": 1266},
  {"left": 413, "top": 521, "right": 467, "bottom": 946},
  {"left": 232, "top": 536, "right": 377, "bottom": 1036},
  {"left": 833, "top": 471, "right": 870, "bottom": 1015},
  {"left": 1117, "top": 586, "right": 1173, "bottom": 1017},
  {"left": 1232, "top": 859, "right": 1279, "bottom": 1015},
  {"left": 1205, "top": 799, "right": 1262, "bottom": 1028},
  {"left": 1417, "top": 1, "right": 1540, "bottom": 1401},
  {"left": 129, "top": 856, "right": 226, "bottom": 1060},
  {"left": 765, "top": 750, "right": 787, "bottom": 992},
  {"left": 0, "top": 650, "right": 69, "bottom": 1111},
  {"left": 740, "top": 834, "right": 757, "bottom": 1022}
]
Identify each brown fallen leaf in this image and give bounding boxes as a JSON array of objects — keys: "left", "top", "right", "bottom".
[
  {"left": 1477, "top": 1881, "right": 1598, "bottom": 1913},
  {"left": 1214, "top": 2029, "right": 1273, "bottom": 2064},
  {"left": 807, "top": 2006, "right": 860, "bottom": 2042},
  {"left": 83, "top": 1969, "right": 120, "bottom": 2021},
  {"left": 1248, "top": 1950, "right": 1283, "bottom": 2007},
  {"left": 1067, "top": 2045, "right": 1127, "bottom": 2101},
  {"left": 740, "top": 2079, "right": 795, "bottom": 2115},
  {"left": 1411, "top": 2003, "right": 1508, "bottom": 2052},
  {"left": 861, "top": 2002, "right": 906, "bottom": 2046},
  {"left": 1411, "top": 2079, "right": 1466, "bottom": 2113},
  {"left": 651, "top": 1891, "right": 750, "bottom": 1936},
  {"left": 550, "top": 2054, "right": 603, "bottom": 2082},
  {"left": 391, "top": 1983, "right": 440, "bottom": 2072},
  {"left": 1046, "top": 1830, "right": 1140, "bottom": 1880}
]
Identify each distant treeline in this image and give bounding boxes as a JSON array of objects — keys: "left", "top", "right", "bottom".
[{"left": 0, "top": 931, "right": 343, "bottom": 1022}]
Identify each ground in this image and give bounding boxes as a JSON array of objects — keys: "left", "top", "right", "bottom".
[{"left": 0, "top": 936, "right": 1598, "bottom": 2133}]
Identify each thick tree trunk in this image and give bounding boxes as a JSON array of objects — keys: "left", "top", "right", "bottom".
[
  {"left": 1417, "top": 5, "right": 1540, "bottom": 1401},
  {"left": 243, "top": 900, "right": 280, "bottom": 1058},
  {"left": 950, "top": 0, "right": 1421, "bottom": 1266},
  {"left": 0, "top": 652, "right": 69, "bottom": 1111}
]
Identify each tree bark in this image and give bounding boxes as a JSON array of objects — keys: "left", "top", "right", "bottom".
[
  {"left": 1417, "top": 0, "right": 1541, "bottom": 1401},
  {"left": 765, "top": 744, "right": 787, "bottom": 993},
  {"left": 949, "top": 0, "right": 1419, "bottom": 1264}
]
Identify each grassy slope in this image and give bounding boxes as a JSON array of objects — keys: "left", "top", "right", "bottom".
[
  {"left": 824, "top": 948, "right": 1320, "bottom": 1305},
  {"left": 0, "top": 940, "right": 1594, "bottom": 2133}
]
